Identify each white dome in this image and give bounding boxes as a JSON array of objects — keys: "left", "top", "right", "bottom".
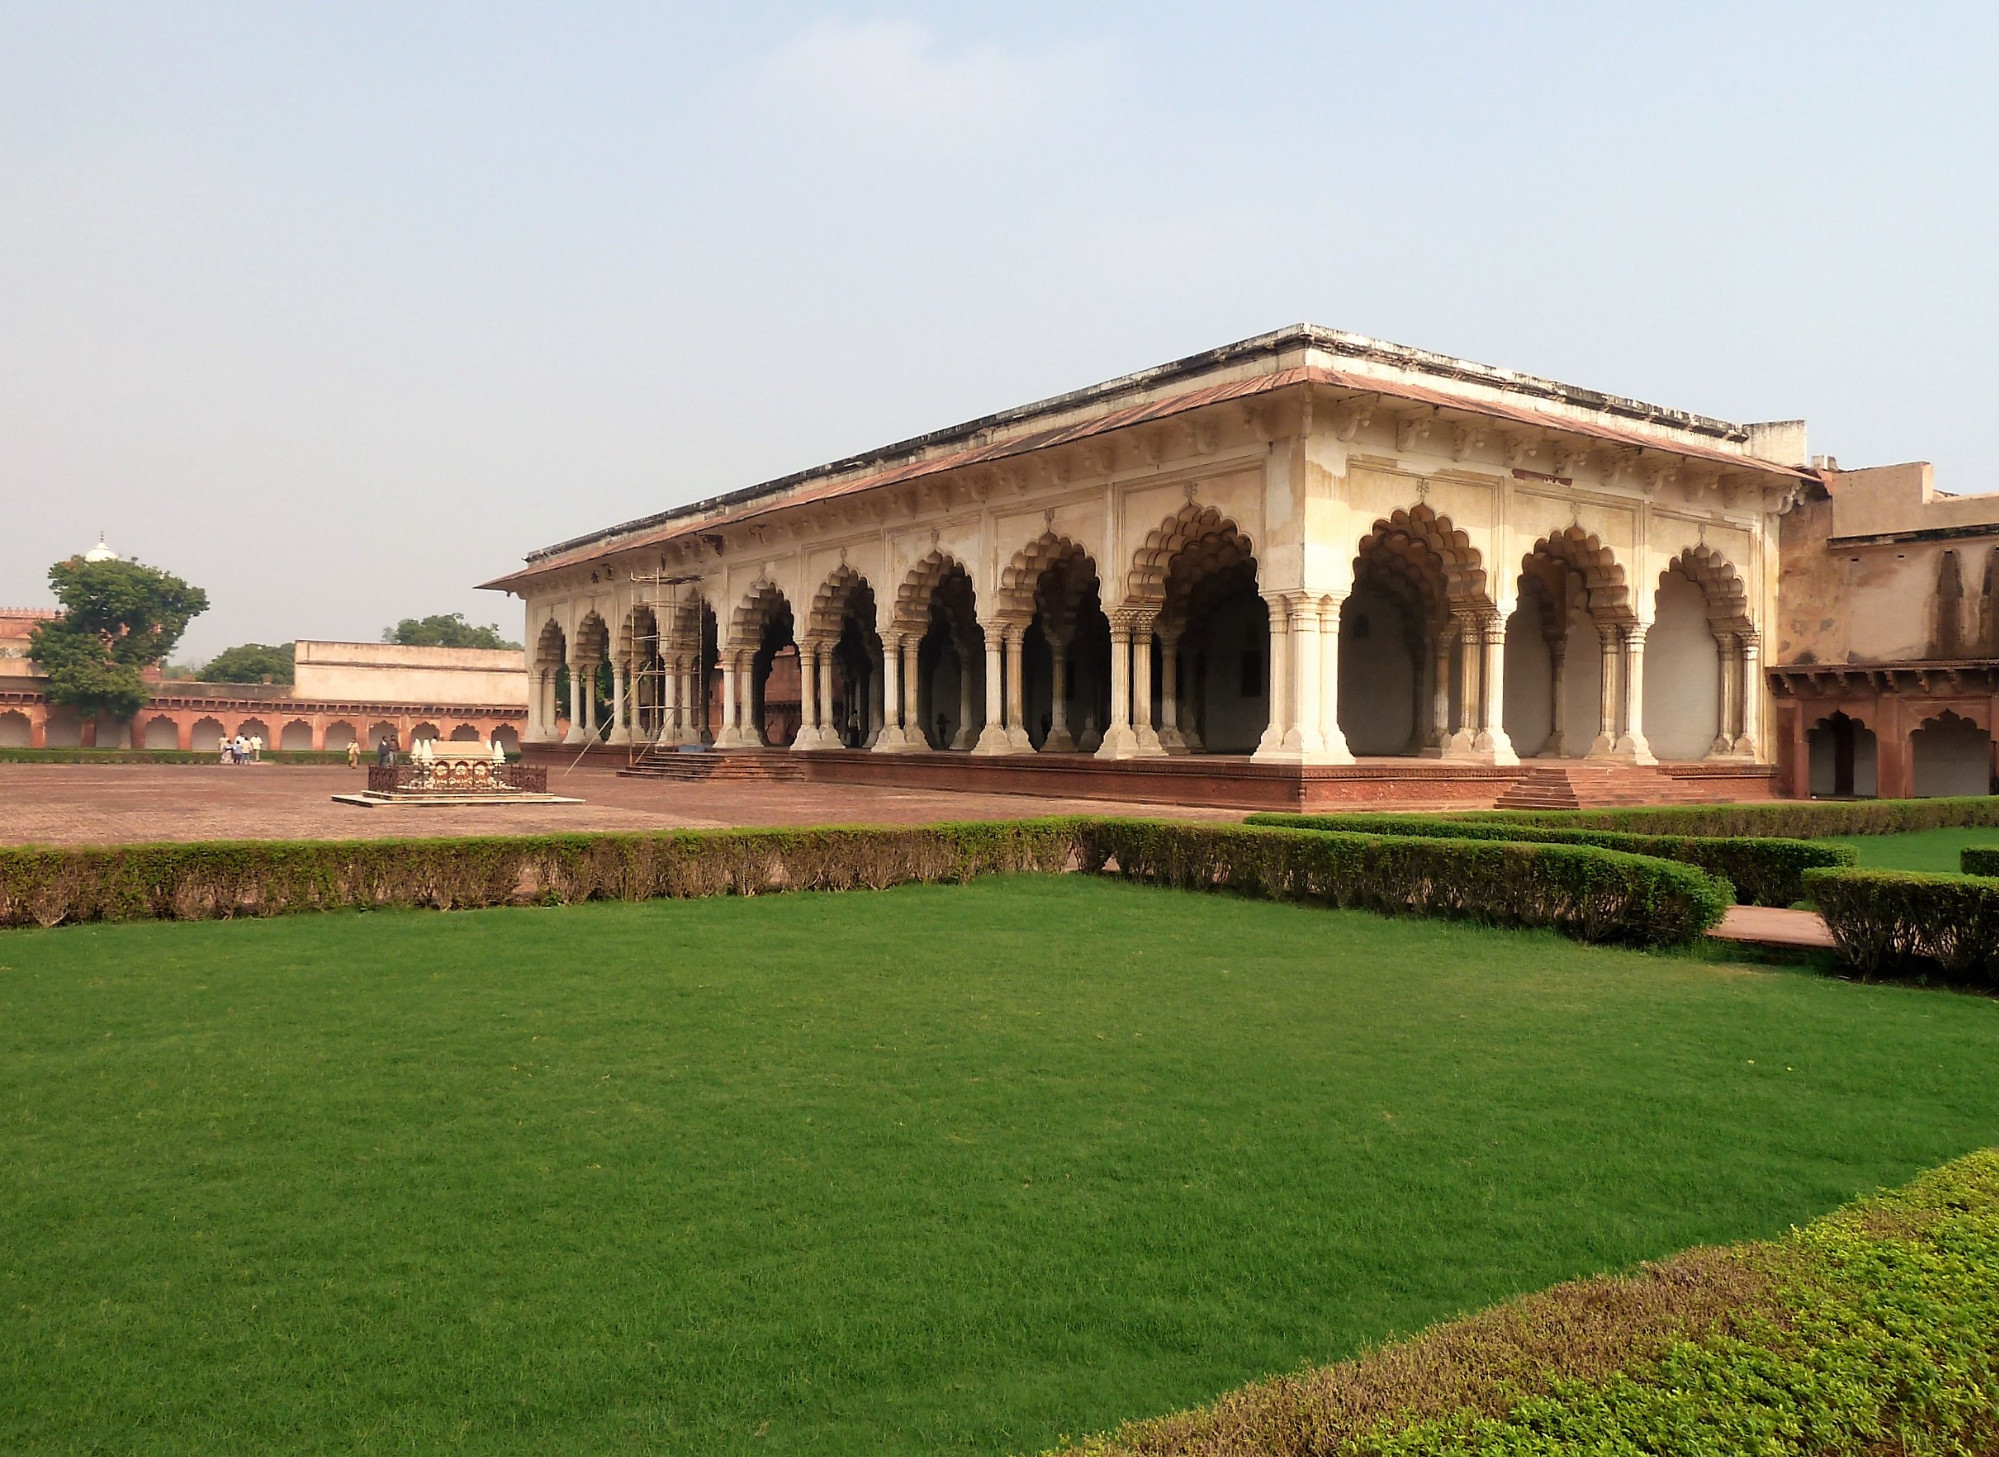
[{"left": 82, "top": 534, "right": 119, "bottom": 563}]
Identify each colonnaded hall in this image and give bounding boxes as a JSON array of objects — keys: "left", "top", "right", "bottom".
[{"left": 484, "top": 326, "right": 1992, "bottom": 811}]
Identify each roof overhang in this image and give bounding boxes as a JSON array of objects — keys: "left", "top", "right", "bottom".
[{"left": 482, "top": 327, "right": 1814, "bottom": 595}]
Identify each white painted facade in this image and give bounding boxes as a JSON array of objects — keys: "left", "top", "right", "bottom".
[{"left": 483, "top": 327, "right": 1810, "bottom": 768}]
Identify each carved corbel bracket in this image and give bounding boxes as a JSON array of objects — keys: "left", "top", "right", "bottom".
[
  {"left": 1330, "top": 394, "right": 1375, "bottom": 444},
  {"left": 1394, "top": 410, "right": 1434, "bottom": 455},
  {"left": 1549, "top": 440, "right": 1588, "bottom": 481}
]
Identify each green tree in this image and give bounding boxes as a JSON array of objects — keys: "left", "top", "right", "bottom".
[
  {"left": 30, "top": 557, "right": 209, "bottom": 723},
  {"left": 201, "top": 642, "right": 295, "bottom": 684},
  {"left": 383, "top": 613, "right": 521, "bottom": 650}
]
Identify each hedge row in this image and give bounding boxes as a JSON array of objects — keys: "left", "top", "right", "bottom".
[
  {"left": 1080, "top": 821, "right": 1727, "bottom": 947},
  {"left": 0, "top": 747, "right": 359, "bottom": 765},
  {"left": 1248, "top": 812, "right": 1853, "bottom": 907},
  {"left": 0, "top": 821, "right": 1084, "bottom": 929},
  {"left": 0, "top": 819, "right": 1730, "bottom": 947},
  {"left": 1803, "top": 866, "right": 1999, "bottom": 983},
  {"left": 1963, "top": 846, "right": 1999, "bottom": 877},
  {"left": 1480, "top": 794, "right": 1999, "bottom": 839},
  {"left": 1053, "top": 1147, "right": 1999, "bottom": 1457}
]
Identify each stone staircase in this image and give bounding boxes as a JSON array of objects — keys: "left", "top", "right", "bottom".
[
  {"left": 1492, "top": 762, "right": 1726, "bottom": 812},
  {"left": 618, "top": 746, "right": 808, "bottom": 784}
]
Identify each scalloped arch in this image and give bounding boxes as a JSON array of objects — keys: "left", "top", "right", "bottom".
[
  {"left": 805, "top": 564, "right": 877, "bottom": 644},
  {"left": 890, "top": 550, "right": 973, "bottom": 634},
  {"left": 1661, "top": 544, "right": 1752, "bottom": 632},
  {"left": 1521, "top": 526, "right": 1632, "bottom": 623},
  {"left": 533, "top": 619, "right": 567, "bottom": 670},
  {"left": 618, "top": 602, "right": 661, "bottom": 659},
  {"left": 996, "top": 533, "right": 1097, "bottom": 621},
  {"left": 571, "top": 610, "right": 609, "bottom": 662},
  {"left": 1124, "top": 504, "right": 1256, "bottom": 610},
  {"left": 727, "top": 579, "right": 792, "bottom": 649},
  {"left": 1353, "top": 504, "right": 1491, "bottom": 621}
]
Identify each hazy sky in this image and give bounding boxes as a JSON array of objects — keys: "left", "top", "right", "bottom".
[{"left": 5, "top": 3, "right": 1995, "bottom": 663}]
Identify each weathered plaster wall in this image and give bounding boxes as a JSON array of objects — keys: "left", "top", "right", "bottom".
[
  {"left": 1779, "top": 484, "right": 1999, "bottom": 665},
  {"left": 294, "top": 641, "right": 529, "bottom": 706}
]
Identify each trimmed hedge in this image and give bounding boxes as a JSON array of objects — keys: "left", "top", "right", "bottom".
[
  {"left": 0, "top": 821, "right": 1084, "bottom": 929},
  {"left": 1079, "top": 820, "right": 1727, "bottom": 947},
  {"left": 1249, "top": 811, "right": 1854, "bottom": 907},
  {"left": 1478, "top": 794, "right": 1999, "bottom": 839},
  {"left": 0, "top": 747, "right": 358, "bottom": 765},
  {"left": 0, "top": 818, "right": 1728, "bottom": 946},
  {"left": 1802, "top": 866, "right": 1999, "bottom": 984},
  {"left": 1053, "top": 1148, "right": 1999, "bottom": 1457},
  {"left": 1963, "top": 846, "right": 1999, "bottom": 877}
]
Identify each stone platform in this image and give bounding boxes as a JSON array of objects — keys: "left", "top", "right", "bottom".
[
  {"left": 529, "top": 742, "right": 1778, "bottom": 812},
  {"left": 332, "top": 789, "right": 584, "bottom": 809}
]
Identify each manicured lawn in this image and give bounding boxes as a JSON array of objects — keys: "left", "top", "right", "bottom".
[
  {"left": 1831, "top": 826, "right": 1999, "bottom": 872},
  {"left": 3, "top": 878, "right": 1998, "bottom": 1455}
]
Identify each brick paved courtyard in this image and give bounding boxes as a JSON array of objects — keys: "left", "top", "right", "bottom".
[{"left": 0, "top": 763, "right": 1241, "bottom": 848}]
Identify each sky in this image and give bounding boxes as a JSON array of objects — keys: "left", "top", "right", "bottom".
[{"left": 4, "top": 3, "right": 1996, "bottom": 664}]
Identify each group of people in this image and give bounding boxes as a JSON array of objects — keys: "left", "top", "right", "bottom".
[
  {"left": 341, "top": 735, "right": 401, "bottom": 767},
  {"left": 217, "top": 733, "right": 262, "bottom": 765}
]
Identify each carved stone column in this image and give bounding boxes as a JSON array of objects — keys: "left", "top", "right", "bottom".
[
  {"left": 1252, "top": 594, "right": 1291, "bottom": 761},
  {"left": 1422, "top": 626, "right": 1451, "bottom": 756},
  {"left": 874, "top": 633, "right": 910, "bottom": 751},
  {"left": 658, "top": 656, "right": 681, "bottom": 744},
  {"left": 1317, "top": 593, "right": 1355, "bottom": 763},
  {"left": 950, "top": 638, "right": 979, "bottom": 750},
  {"left": 819, "top": 648, "right": 836, "bottom": 749},
  {"left": 713, "top": 653, "right": 742, "bottom": 748},
  {"left": 1131, "top": 612, "right": 1165, "bottom": 756},
  {"left": 689, "top": 657, "right": 709, "bottom": 744},
  {"left": 562, "top": 663, "right": 588, "bottom": 744},
  {"left": 1540, "top": 636, "right": 1568, "bottom": 758},
  {"left": 1616, "top": 624, "right": 1656, "bottom": 764},
  {"left": 1096, "top": 614, "right": 1139, "bottom": 759},
  {"left": 1733, "top": 633, "right": 1761, "bottom": 758},
  {"left": 1042, "top": 624, "right": 1076, "bottom": 752},
  {"left": 1156, "top": 628, "right": 1188, "bottom": 754},
  {"left": 1474, "top": 617, "right": 1519, "bottom": 765},
  {"left": 1587, "top": 623, "right": 1620, "bottom": 758},
  {"left": 1286, "top": 594, "right": 1326, "bottom": 757},
  {"left": 1004, "top": 624, "right": 1031, "bottom": 751},
  {"left": 793, "top": 643, "right": 821, "bottom": 752},
  {"left": 739, "top": 650, "right": 761, "bottom": 747},
  {"left": 1711, "top": 633, "right": 1738, "bottom": 757},
  {"left": 972, "top": 627, "right": 1011, "bottom": 755},
  {"left": 867, "top": 649, "right": 884, "bottom": 746},
  {"left": 1442, "top": 613, "right": 1481, "bottom": 760},
  {"left": 606, "top": 656, "right": 631, "bottom": 744}
]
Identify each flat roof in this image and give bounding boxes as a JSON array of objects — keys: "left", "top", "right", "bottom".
[{"left": 488, "top": 324, "right": 1806, "bottom": 591}]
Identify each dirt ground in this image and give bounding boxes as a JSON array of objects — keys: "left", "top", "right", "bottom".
[{"left": 0, "top": 763, "right": 1242, "bottom": 848}]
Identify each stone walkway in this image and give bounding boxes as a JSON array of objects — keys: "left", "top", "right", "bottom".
[
  {"left": 1711, "top": 905, "right": 1837, "bottom": 951},
  {"left": 0, "top": 763, "right": 1240, "bottom": 848}
]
